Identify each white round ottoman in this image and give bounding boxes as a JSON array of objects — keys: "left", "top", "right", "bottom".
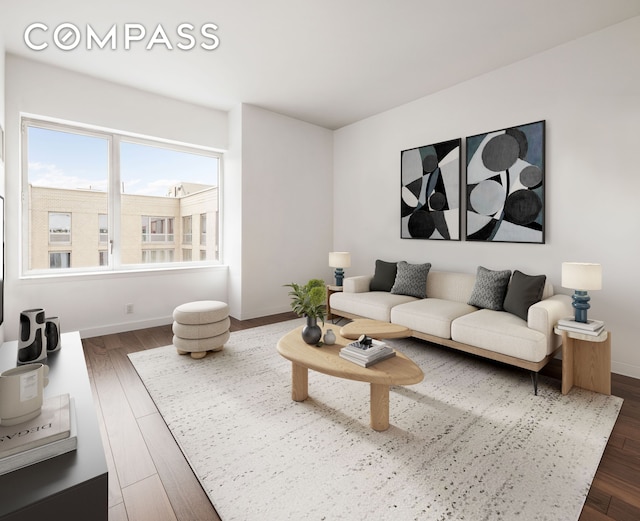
[{"left": 172, "top": 301, "right": 230, "bottom": 359}]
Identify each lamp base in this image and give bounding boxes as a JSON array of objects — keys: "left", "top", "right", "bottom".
[
  {"left": 334, "top": 268, "right": 344, "bottom": 287},
  {"left": 572, "top": 290, "right": 591, "bottom": 323}
]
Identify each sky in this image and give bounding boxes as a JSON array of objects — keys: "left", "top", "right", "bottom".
[{"left": 27, "top": 126, "right": 218, "bottom": 197}]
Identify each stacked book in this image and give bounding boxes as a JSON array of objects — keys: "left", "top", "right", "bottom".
[
  {"left": 557, "top": 317, "right": 605, "bottom": 336},
  {"left": 339, "top": 338, "right": 396, "bottom": 367},
  {"left": 0, "top": 393, "right": 77, "bottom": 475}
]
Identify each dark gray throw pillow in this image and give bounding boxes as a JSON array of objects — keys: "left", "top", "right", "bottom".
[
  {"left": 503, "top": 270, "right": 547, "bottom": 321},
  {"left": 467, "top": 266, "right": 512, "bottom": 310},
  {"left": 369, "top": 260, "right": 398, "bottom": 292},
  {"left": 390, "top": 261, "right": 431, "bottom": 298}
]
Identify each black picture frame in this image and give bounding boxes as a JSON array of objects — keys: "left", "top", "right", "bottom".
[
  {"left": 0, "top": 195, "right": 4, "bottom": 325},
  {"left": 465, "top": 120, "right": 545, "bottom": 243},
  {"left": 400, "top": 138, "right": 461, "bottom": 240}
]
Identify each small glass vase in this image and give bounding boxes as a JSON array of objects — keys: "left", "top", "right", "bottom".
[{"left": 301, "top": 316, "right": 322, "bottom": 345}]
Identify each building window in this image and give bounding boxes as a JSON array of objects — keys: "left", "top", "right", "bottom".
[
  {"left": 142, "top": 216, "right": 174, "bottom": 243},
  {"left": 200, "top": 213, "right": 207, "bottom": 245},
  {"left": 49, "top": 213, "right": 71, "bottom": 244},
  {"left": 200, "top": 250, "right": 207, "bottom": 261},
  {"left": 182, "top": 215, "right": 192, "bottom": 244},
  {"left": 182, "top": 248, "right": 192, "bottom": 261},
  {"left": 142, "top": 249, "right": 175, "bottom": 263},
  {"left": 49, "top": 252, "right": 71, "bottom": 269},
  {"left": 99, "top": 214, "right": 108, "bottom": 243},
  {"left": 22, "top": 117, "right": 221, "bottom": 275}
]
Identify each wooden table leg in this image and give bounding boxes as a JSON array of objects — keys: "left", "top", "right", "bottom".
[
  {"left": 291, "top": 362, "right": 308, "bottom": 402},
  {"left": 561, "top": 331, "right": 574, "bottom": 395},
  {"left": 370, "top": 383, "right": 390, "bottom": 431}
]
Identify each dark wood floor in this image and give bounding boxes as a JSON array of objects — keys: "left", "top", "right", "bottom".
[{"left": 82, "top": 314, "right": 640, "bottom": 521}]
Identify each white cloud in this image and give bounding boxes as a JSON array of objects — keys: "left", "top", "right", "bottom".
[{"left": 28, "top": 162, "right": 108, "bottom": 191}]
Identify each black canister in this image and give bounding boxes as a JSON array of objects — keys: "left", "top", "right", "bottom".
[
  {"left": 17, "top": 308, "right": 47, "bottom": 365},
  {"left": 45, "top": 316, "right": 61, "bottom": 353}
]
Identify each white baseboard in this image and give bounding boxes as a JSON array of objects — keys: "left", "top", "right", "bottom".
[
  {"left": 611, "top": 361, "right": 640, "bottom": 380},
  {"left": 80, "top": 316, "right": 173, "bottom": 339}
]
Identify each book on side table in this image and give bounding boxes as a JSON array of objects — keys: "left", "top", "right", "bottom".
[
  {"left": 557, "top": 317, "right": 605, "bottom": 336},
  {"left": 0, "top": 393, "right": 77, "bottom": 475}
]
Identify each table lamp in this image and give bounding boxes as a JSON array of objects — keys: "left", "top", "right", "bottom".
[
  {"left": 561, "top": 262, "right": 602, "bottom": 323},
  {"left": 329, "top": 252, "right": 351, "bottom": 286}
]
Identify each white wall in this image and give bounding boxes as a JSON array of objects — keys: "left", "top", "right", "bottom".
[
  {"left": 333, "top": 17, "right": 640, "bottom": 378},
  {"left": 237, "top": 104, "right": 334, "bottom": 319},
  {"left": 0, "top": 39, "right": 5, "bottom": 345},
  {"left": 4, "top": 55, "right": 230, "bottom": 339},
  {"left": 225, "top": 105, "right": 243, "bottom": 319}
]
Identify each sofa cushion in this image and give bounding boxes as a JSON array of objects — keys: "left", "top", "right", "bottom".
[
  {"left": 330, "top": 291, "right": 416, "bottom": 322},
  {"left": 451, "top": 309, "right": 547, "bottom": 363},
  {"left": 391, "top": 261, "right": 431, "bottom": 298},
  {"left": 467, "top": 266, "right": 511, "bottom": 311},
  {"left": 503, "top": 270, "right": 547, "bottom": 321},
  {"left": 426, "top": 271, "right": 477, "bottom": 303},
  {"left": 391, "top": 298, "right": 477, "bottom": 339},
  {"left": 370, "top": 260, "right": 398, "bottom": 292}
]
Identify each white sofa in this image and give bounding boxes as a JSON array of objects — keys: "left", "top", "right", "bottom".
[{"left": 329, "top": 269, "right": 573, "bottom": 394}]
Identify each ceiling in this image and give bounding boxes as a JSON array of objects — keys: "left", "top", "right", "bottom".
[{"left": 1, "top": 0, "right": 639, "bottom": 130}]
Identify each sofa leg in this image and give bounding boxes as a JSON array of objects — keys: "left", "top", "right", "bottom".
[{"left": 530, "top": 371, "right": 539, "bottom": 395}]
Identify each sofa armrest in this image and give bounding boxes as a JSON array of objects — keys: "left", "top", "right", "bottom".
[
  {"left": 528, "top": 294, "right": 573, "bottom": 353},
  {"left": 343, "top": 275, "right": 373, "bottom": 293}
]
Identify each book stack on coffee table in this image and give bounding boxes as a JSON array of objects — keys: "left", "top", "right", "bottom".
[{"left": 339, "top": 338, "right": 396, "bottom": 367}]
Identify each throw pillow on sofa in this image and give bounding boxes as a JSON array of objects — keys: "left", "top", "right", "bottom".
[
  {"left": 467, "top": 266, "right": 512, "bottom": 310},
  {"left": 370, "top": 260, "right": 398, "bottom": 292},
  {"left": 390, "top": 261, "right": 431, "bottom": 298},
  {"left": 503, "top": 270, "right": 547, "bottom": 321}
]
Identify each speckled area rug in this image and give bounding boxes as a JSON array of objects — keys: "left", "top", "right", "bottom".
[{"left": 129, "top": 319, "right": 622, "bottom": 521}]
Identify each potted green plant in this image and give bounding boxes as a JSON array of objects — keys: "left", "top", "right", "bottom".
[{"left": 284, "top": 278, "right": 326, "bottom": 345}]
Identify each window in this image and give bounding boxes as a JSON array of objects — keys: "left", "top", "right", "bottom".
[
  {"left": 142, "top": 216, "right": 174, "bottom": 243},
  {"left": 22, "top": 118, "right": 222, "bottom": 275},
  {"left": 49, "top": 213, "right": 71, "bottom": 244},
  {"left": 200, "top": 213, "right": 207, "bottom": 245},
  {"left": 182, "top": 216, "right": 192, "bottom": 244},
  {"left": 142, "top": 249, "right": 175, "bottom": 263},
  {"left": 99, "top": 214, "right": 108, "bottom": 243},
  {"left": 49, "top": 252, "right": 71, "bottom": 269},
  {"left": 182, "top": 249, "right": 192, "bottom": 262}
]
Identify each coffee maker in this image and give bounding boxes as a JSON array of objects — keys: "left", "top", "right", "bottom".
[{"left": 17, "top": 308, "right": 48, "bottom": 365}]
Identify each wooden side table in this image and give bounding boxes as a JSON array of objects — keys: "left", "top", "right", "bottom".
[
  {"left": 326, "top": 284, "right": 343, "bottom": 320},
  {"left": 556, "top": 327, "right": 611, "bottom": 395}
]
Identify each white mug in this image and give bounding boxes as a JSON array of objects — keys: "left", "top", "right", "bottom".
[{"left": 0, "top": 364, "right": 50, "bottom": 426}]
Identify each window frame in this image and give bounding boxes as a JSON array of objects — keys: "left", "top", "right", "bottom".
[{"left": 21, "top": 116, "right": 224, "bottom": 278}]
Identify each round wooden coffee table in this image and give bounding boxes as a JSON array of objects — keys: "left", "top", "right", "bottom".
[
  {"left": 277, "top": 325, "right": 423, "bottom": 431},
  {"left": 339, "top": 319, "right": 412, "bottom": 340}
]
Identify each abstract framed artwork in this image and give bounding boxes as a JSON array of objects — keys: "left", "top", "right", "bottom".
[
  {"left": 0, "top": 196, "right": 3, "bottom": 325},
  {"left": 401, "top": 138, "right": 461, "bottom": 240},
  {"left": 465, "top": 120, "right": 545, "bottom": 243}
]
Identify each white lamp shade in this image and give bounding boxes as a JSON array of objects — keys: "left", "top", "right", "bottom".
[
  {"left": 561, "top": 262, "right": 602, "bottom": 290},
  {"left": 329, "top": 252, "right": 351, "bottom": 268}
]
